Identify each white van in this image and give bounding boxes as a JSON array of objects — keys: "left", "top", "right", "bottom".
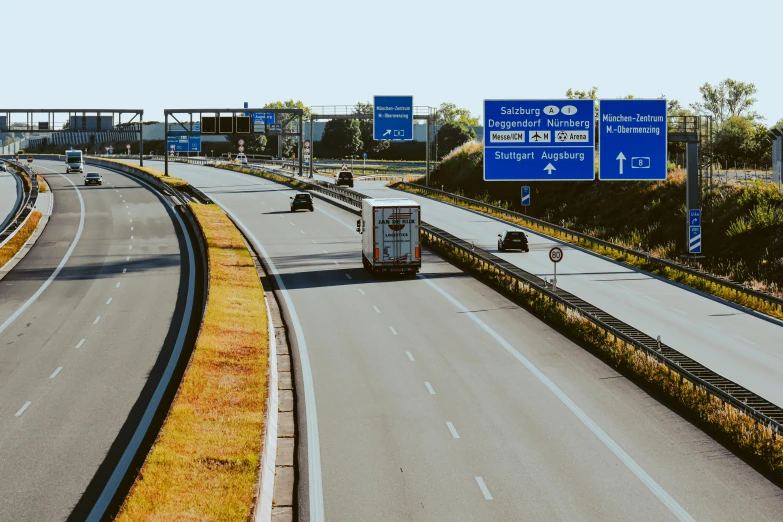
[
  {"left": 236, "top": 153, "right": 248, "bottom": 165},
  {"left": 65, "top": 150, "right": 84, "bottom": 173}
]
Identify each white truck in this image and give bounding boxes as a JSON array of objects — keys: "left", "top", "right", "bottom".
[
  {"left": 65, "top": 150, "right": 84, "bottom": 173},
  {"left": 356, "top": 198, "right": 421, "bottom": 274}
]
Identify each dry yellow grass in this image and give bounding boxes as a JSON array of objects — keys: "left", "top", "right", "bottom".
[
  {"left": 0, "top": 211, "right": 42, "bottom": 268},
  {"left": 98, "top": 158, "right": 190, "bottom": 188},
  {"left": 116, "top": 203, "right": 269, "bottom": 521},
  {"left": 37, "top": 175, "right": 47, "bottom": 193}
]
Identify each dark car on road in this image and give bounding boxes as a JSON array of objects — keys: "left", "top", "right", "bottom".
[
  {"left": 290, "top": 192, "right": 314, "bottom": 212},
  {"left": 498, "top": 229, "right": 529, "bottom": 252},
  {"left": 84, "top": 172, "right": 103, "bottom": 186},
  {"left": 335, "top": 171, "right": 354, "bottom": 188}
]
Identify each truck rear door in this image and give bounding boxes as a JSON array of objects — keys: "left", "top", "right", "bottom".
[{"left": 378, "top": 206, "right": 419, "bottom": 265}]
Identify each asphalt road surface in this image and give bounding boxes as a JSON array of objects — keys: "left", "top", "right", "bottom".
[
  {"left": 150, "top": 160, "right": 783, "bottom": 521},
  {"left": 347, "top": 180, "right": 783, "bottom": 410},
  {"left": 0, "top": 160, "right": 189, "bottom": 521}
]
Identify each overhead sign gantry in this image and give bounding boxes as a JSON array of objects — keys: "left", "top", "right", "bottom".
[{"left": 163, "top": 107, "right": 305, "bottom": 176}]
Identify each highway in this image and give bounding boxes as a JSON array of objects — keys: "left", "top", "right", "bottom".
[
  {"left": 343, "top": 180, "right": 783, "bottom": 409},
  {"left": 0, "top": 166, "right": 21, "bottom": 231},
  {"left": 147, "top": 160, "right": 783, "bottom": 521},
  {"left": 0, "top": 159, "right": 191, "bottom": 521}
]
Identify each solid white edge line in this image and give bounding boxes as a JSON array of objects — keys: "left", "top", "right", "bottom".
[
  {"left": 256, "top": 297, "right": 278, "bottom": 521},
  {"left": 475, "top": 476, "right": 493, "bottom": 500},
  {"left": 200, "top": 193, "right": 325, "bottom": 522},
  {"left": 406, "top": 351, "right": 415, "bottom": 361},
  {"left": 50, "top": 366, "right": 63, "bottom": 379},
  {"left": 0, "top": 169, "right": 85, "bottom": 335},
  {"left": 15, "top": 401, "right": 31, "bottom": 417},
  {"left": 418, "top": 274, "right": 695, "bottom": 522},
  {"left": 425, "top": 382, "right": 436, "bottom": 395},
  {"left": 86, "top": 167, "right": 196, "bottom": 522},
  {"left": 446, "top": 421, "right": 459, "bottom": 438}
]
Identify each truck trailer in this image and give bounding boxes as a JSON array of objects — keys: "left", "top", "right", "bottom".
[
  {"left": 65, "top": 150, "right": 84, "bottom": 173},
  {"left": 356, "top": 198, "right": 421, "bottom": 274}
]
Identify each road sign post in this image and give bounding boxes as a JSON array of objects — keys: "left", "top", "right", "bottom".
[
  {"left": 373, "top": 95, "right": 414, "bottom": 141},
  {"left": 521, "top": 185, "right": 531, "bottom": 213},
  {"left": 483, "top": 100, "right": 595, "bottom": 181},
  {"left": 599, "top": 99, "right": 667, "bottom": 180},
  {"left": 549, "top": 247, "right": 563, "bottom": 291},
  {"left": 27, "top": 155, "right": 33, "bottom": 164},
  {"left": 689, "top": 226, "right": 702, "bottom": 254}
]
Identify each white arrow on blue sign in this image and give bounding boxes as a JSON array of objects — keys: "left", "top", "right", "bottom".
[
  {"left": 689, "top": 226, "right": 701, "bottom": 253},
  {"left": 521, "top": 186, "right": 531, "bottom": 206},
  {"left": 689, "top": 209, "right": 701, "bottom": 226}
]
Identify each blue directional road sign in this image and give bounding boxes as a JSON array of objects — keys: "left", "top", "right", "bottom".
[
  {"left": 168, "top": 125, "right": 201, "bottom": 152},
  {"left": 374, "top": 95, "right": 413, "bottom": 141},
  {"left": 689, "top": 209, "right": 701, "bottom": 226},
  {"left": 483, "top": 99, "right": 595, "bottom": 181},
  {"left": 599, "top": 99, "right": 667, "bottom": 180},
  {"left": 689, "top": 226, "right": 702, "bottom": 253},
  {"left": 252, "top": 112, "right": 275, "bottom": 125},
  {"left": 521, "top": 186, "right": 531, "bottom": 206},
  {"left": 363, "top": 152, "right": 368, "bottom": 160}
]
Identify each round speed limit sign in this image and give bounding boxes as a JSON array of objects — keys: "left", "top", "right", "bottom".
[{"left": 549, "top": 247, "right": 563, "bottom": 263}]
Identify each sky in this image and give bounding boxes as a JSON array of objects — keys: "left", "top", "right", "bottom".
[{"left": 4, "top": 0, "right": 782, "bottom": 125}]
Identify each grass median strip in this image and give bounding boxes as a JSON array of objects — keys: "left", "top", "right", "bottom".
[
  {"left": 0, "top": 211, "right": 42, "bottom": 269},
  {"left": 423, "top": 232, "right": 783, "bottom": 481},
  {"left": 98, "top": 158, "right": 190, "bottom": 188},
  {"left": 395, "top": 183, "right": 783, "bottom": 321},
  {"left": 116, "top": 203, "right": 268, "bottom": 521}
]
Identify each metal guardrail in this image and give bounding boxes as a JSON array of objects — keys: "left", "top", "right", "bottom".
[
  {"left": 393, "top": 182, "right": 783, "bottom": 315},
  {"left": 239, "top": 164, "right": 783, "bottom": 435},
  {"left": 0, "top": 161, "right": 39, "bottom": 248}
]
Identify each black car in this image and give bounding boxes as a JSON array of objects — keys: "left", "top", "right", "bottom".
[
  {"left": 290, "top": 192, "right": 314, "bottom": 212},
  {"left": 335, "top": 171, "right": 354, "bottom": 188},
  {"left": 498, "top": 230, "right": 529, "bottom": 252},
  {"left": 84, "top": 172, "right": 103, "bottom": 186}
]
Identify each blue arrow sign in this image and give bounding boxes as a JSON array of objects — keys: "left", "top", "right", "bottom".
[
  {"left": 521, "top": 186, "right": 531, "bottom": 206},
  {"left": 689, "top": 226, "right": 701, "bottom": 253},
  {"left": 599, "top": 99, "right": 667, "bottom": 180},
  {"left": 483, "top": 99, "right": 595, "bottom": 181},
  {"left": 374, "top": 95, "right": 413, "bottom": 141},
  {"left": 689, "top": 209, "right": 701, "bottom": 226}
]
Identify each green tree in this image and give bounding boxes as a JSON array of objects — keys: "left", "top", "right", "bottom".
[
  {"left": 321, "top": 119, "right": 363, "bottom": 156},
  {"left": 437, "top": 122, "right": 475, "bottom": 159},
  {"left": 434, "top": 102, "right": 479, "bottom": 126},
  {"left": 690, "top": 79, "right": 760, "bottom": 125},
  {"left": 774, "top": 118, "right": 783, "bottom": 129},
  {"left": 565, "top": 87, "right": 598, "bottom": 100},
  {"left": 263, "top": 100, "right": 310, "bottom": 120},
  {"left": 355, "top": 101, "right": 390, "bottom": 154},
  {"left": 714, "top": 116, "right": 771, "bottom": 166}
]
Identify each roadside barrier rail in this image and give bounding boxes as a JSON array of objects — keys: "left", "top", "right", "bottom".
[
  {"left": 0, "top": 161, "right": 39, "bottom": 248},
  {"left": 393, "top": 182, "right": 783, "bottom": 314}
]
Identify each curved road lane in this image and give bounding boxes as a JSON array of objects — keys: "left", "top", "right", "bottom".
[
  {"left": 0, "top": 160, "right": 189, "bottom": 521},
  {"left": 153, "top": 160, "right": 783, "bottom": 521}
]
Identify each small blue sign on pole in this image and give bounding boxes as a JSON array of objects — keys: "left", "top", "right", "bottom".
[
  {"left": 362, "top": 152, "right": 368, "bottom": 160},
  {"left": 483, "top": 99, "right": 595, "bottom": 181},
  {"left": 374, "top": 95, "right": 414, "bottom": 141},
  {"left": 689, "top": 209, "right": 701, "bottom": 226},
  {"left": 599, "top": 99, "right": 667, "bottom": 180},
  {"left": 521, "top": 186, "right": 531, "bottom": 206},
  {"left": 689, "top": 226, "right": 702, "bottom": 253}
]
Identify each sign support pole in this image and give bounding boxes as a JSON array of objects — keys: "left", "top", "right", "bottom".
[
  {"left": 164, "top": 112, "right": 169, "bottom": 176},
  {"left": 139, "top": 112, "right": 144, "bottom": 167},
  {"left": 553, "top": 262, "right": 557, "bottom": 291}
]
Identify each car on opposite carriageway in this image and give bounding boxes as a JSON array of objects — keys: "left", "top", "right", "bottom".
[
  {"left": 497, "top": 229, "right": 529, "bottom": 252},
  {"left": 84, "top": 172, "right": 103, "bottom": 186}
]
